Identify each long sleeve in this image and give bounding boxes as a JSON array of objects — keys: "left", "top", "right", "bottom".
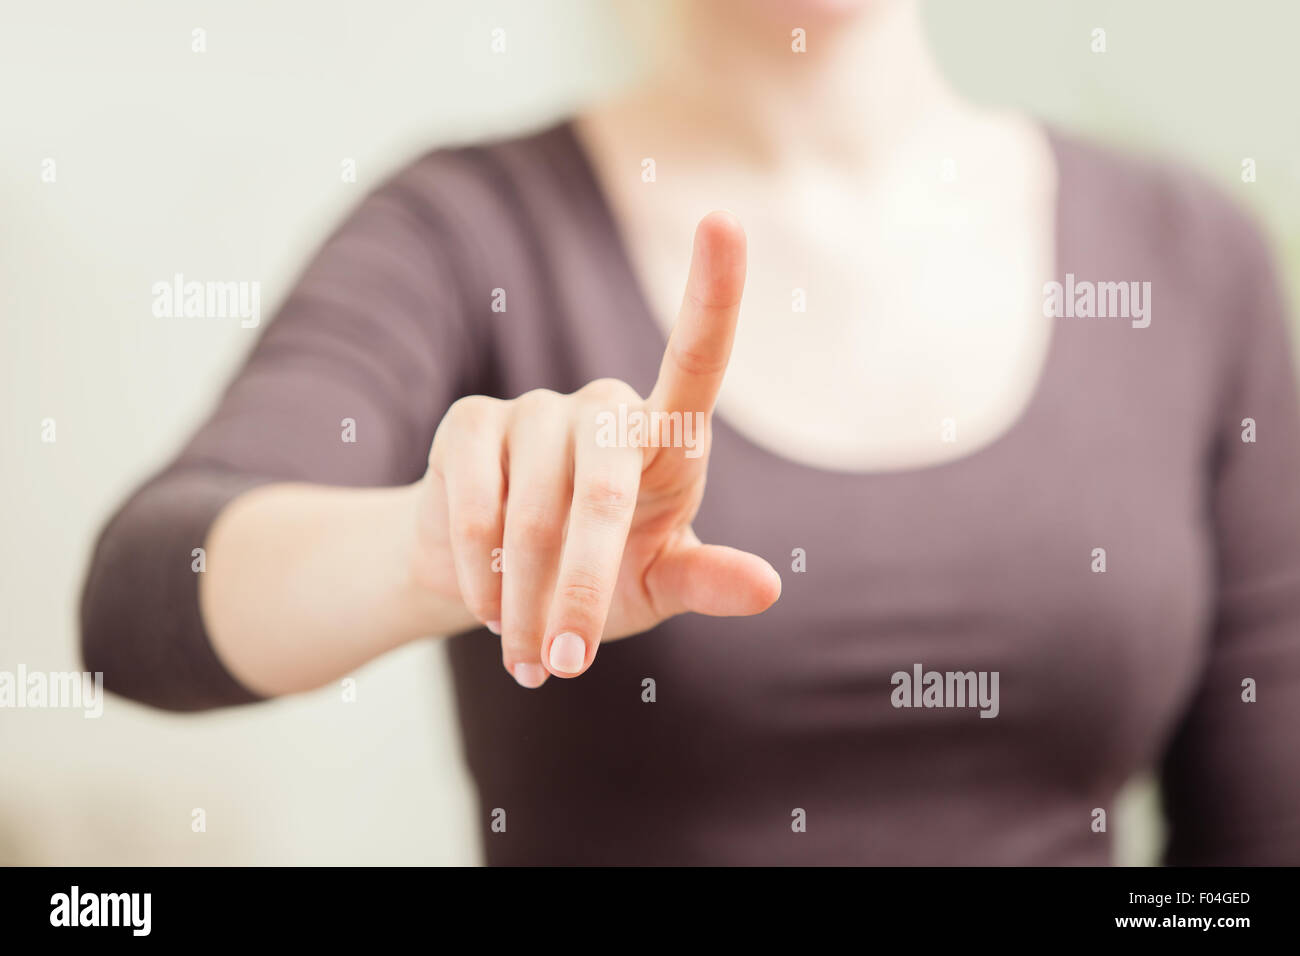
[
  {"left": 1159, "top": 213, "right": 1300, "bottom": 864},
  {"left": 80, "top": 162, "right": 484, "bottom": 711}
]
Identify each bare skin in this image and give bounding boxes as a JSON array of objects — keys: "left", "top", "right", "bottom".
[
  {"left": 201, "top": 0, "right": 1056, "bottom": 693},
  {"left": 579, "top": 0, "right": 1057, "bottom": 471}
]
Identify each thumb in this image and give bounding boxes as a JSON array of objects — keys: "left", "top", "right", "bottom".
[{"left": 646, "top": 534, "right": 782, "bottom": 619}]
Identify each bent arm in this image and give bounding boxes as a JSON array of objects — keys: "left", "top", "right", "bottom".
[{"left": 81, "top": 168, "right": 483, "bottom": 710}]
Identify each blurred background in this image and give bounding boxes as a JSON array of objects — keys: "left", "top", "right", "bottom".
[{"left": 1, "top": 0, "right": 1297, "bottom": 865}]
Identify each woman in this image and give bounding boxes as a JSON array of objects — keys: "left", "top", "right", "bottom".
[{"left": 81, "top": 0, "right": 1300, "bottom": 864}]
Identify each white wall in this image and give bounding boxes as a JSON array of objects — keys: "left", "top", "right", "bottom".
[{"left": 2, "top": 0, "right": 1295, "bottom": 865}]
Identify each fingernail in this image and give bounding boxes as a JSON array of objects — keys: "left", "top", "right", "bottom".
[
  {"left": 485, "top": 620, "right": 501, "bottom": 635},
  {"left": 548, "top": 632, "right": 587, "bottom": 674},
  {"left": 511, "top": 663, "right": 547, "bottom": 689}
]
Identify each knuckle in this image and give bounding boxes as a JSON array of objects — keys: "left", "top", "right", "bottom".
[
  {"left": 578, "top": 377, "right": 640, "bottom": 405},
  {"left": 685, "top": 284, "right": 742, "bottom": 313},
  {"left": 576, "top": 477, "right": 634, "bottom": 522},
  {"left": 445, "top": 394, "right": 498, "bottom": 428},
  {"left": 451, "top": 507, "right": 499, "bottom": 547},
  {"left": 499, "top": 631, "right": 540, "bottom": 659},
  {"left": 559, "top": 570, "right": 606, "bottom": 615},
  {"left": 507, "top": 500, "right": 564, "bottom": 544},
  {"left": 464, "top": 595, "right": 498, "bottom": 622},
  {"left": 667, "top": 340, "right": 728, "bottom": 378},
  {"left": 512, "top": 388, "right": 562, "bottom": 417}
]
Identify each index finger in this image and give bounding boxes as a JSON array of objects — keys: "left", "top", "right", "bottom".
[{"left": 648, "top": 210, "right": 747, "bottom": 416}]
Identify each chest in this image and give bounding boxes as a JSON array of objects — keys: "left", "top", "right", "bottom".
[
  {"left": 648, "top": 415, "right": 1217, "bottom": 787},
  {"left": 615, "top": 176, "right": 1058, "bottom": 471}
]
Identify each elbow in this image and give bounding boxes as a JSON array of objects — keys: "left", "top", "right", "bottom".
[
  {"left": 78, "top": 504, "right": 264, "bottom": 714},
  {"left": 76, "top": 538, "right": 184, "bottom": 712}
]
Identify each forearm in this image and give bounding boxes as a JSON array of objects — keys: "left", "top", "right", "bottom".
[{"left": 199, "top": 481, "right": 476, "bottom": 697}]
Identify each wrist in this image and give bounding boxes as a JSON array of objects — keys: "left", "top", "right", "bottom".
[{"left": 387, "top": 481, "right": 478, "bottom": 641}]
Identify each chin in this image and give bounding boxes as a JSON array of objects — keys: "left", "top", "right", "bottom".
[{"left": 750, "top": 0, "right": 888, "bottom": 21}]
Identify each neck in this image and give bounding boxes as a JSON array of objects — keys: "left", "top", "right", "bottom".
[{"left": 644, "top": 0, "right": 959, "bottom": 168}]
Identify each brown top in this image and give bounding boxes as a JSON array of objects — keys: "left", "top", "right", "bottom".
[{"left": 81, "top": 121, "right": 1300, "bottom": 864}]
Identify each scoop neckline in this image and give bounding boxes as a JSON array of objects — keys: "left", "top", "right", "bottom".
[{"left": 553, "top": 116, "right": 1070, "bottom": 481}]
